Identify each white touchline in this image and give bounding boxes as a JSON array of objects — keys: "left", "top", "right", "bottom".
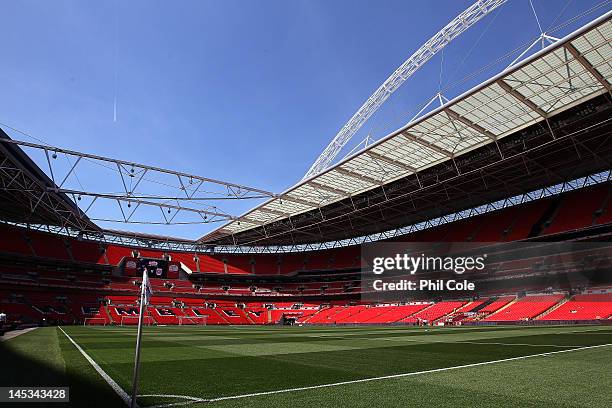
[
  {"left": 0, "top": 327, "right": 38, "bottom": 342},
  {"left": 370, "top": 338, "right": 579, "bottom": 348},
  {"left": 59, "top": 327, "right": 133, "bottom": 407},
  {"left": 199, "top": 343, "right": 612, "bottom": 404},
  {"left": 139, "top": 394, "right": 207, "bottom": 408}
]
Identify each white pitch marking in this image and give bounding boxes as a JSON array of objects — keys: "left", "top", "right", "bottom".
[
  {"left": 558, "top": 329, "right": 612, "bottom": 335},
  {"left": 139, "top": 394, "right": 206, "bottom": 408},
  {"left": 59, "top": 327, "right": 133, "bottom": 407},
  {"left": 194, "top": 343, "right": 612, "bottom": 404},
  {"left": 0, "top": 327, "right": 38, "bottom": 341},
  {"left": 452, "top": 340, "right": 577, "bottom": 348},
  {"left": 371, "top": 337, "right": 578, "bottom": 348}
]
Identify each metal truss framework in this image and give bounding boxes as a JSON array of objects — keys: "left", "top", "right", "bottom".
[
  {"left": 4, "top": 169, "right": 610, "bottom": 254},
  {"left": 0, "top": 139, "right": 96, "bottom": 232},
  {"left": 208, "top": 11, "right": 612, "bottom": 242},
  {"left": 0, "top": 137, "right": 277, "bottom": 227},
  {"left": 303, "top": 0, "right": 509, "bottom": 179}
]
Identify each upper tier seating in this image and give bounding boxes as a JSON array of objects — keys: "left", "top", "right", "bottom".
[
  {"left": 595, "top": 187, "right": 612, "bottom": 225},
  {"left": 503, "top": 200, "right": 551, "bottom": 241},
  {"left": 545, "top": 184, "right": 609, "bottom": 234},
  {"left": 1, "top": 181, "right": 610, "bottom": 282}
]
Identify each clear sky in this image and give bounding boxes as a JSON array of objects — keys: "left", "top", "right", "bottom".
[{"left": 0, "top": 0, "right": 608, "bottom": 240}]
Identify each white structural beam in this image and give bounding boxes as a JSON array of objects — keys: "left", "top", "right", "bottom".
[
  {"left": 0, "top": 138, "right": 276, "bottom": 199},
  {"left": 302, "top": 0, "right": 508, "bottom": 180}
]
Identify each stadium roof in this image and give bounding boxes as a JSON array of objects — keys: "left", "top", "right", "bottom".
[{"left": 201, "top": 11, "right": 612, "bottom": 246}]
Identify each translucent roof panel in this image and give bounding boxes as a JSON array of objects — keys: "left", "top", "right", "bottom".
[
  {"left": 452, "top": 82, "right": 541, "bottom": 136},
  {"left": 505, "top": 48, "right": 601, "bottom": 114},
  {"left": 409, "top": 110, "right": 490, "bottom": 155},
  {"left": 339, "top": 154, "right": 400, "bottom": 184},
  {"left": 571, "top": 20, "right": 612, "bottom": 83}
]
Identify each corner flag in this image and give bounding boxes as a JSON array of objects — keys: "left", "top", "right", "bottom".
[{"left": 130, "top": 270, "right": 153, "bottom": 408}]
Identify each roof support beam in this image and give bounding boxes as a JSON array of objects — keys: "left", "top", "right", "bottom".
[
  {"left": 365, "top": 150, "right": 416, "bottom": 172},
  {"left": 496, "top": 79, "right": 549, "bottom": 118},
  {"left": 240, "top": 217, "right": 267, "bottom": 226},
  {"left": 0, "top": 138, "right": 277, "bottom": 199},
  {"left": 445, "top": 108, "right": 497, "bottom": 140},
  {"left": 278, "top": 195, "right": 319, "bottom": 208},
  {"left": 564, "top": 43, "right": 611, "bottom": 91},
  {"left": 256, "top": 207, "right": 291, "bottom": 217},
  {"left": 399, "top": 132, "right": 454, "bottom": 158},
  {"left": 308, "top": 181, "right": 350, "bottom": 197},
  {"left": 334, "top": 167, "right": 382, "bottom": 186}
]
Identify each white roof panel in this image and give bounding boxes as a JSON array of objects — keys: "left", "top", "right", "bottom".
[{"left": 452, "top": 83, "right": 541, "bottom": 135}]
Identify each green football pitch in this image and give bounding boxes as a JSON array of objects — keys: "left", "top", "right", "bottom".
[{"left": 1, "top": 325, "right": 611, "bottom": 407}]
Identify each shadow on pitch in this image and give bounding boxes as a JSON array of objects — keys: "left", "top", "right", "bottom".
[{"left": 0, "top": 330, "right": 127, "bottom": 408}]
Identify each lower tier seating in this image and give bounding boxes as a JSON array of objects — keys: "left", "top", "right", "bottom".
[
  {"left": 484, "top": 294, "right": 564, "bottom": 321},
  {"left": 3, "top": 287, "right": 612, "bottom": 327},
  {"left": 538, "top": 294, "right": 612, "bottom": 320},
  {"left": 402, "top": 301, "right": 466, "bottom": 323}
]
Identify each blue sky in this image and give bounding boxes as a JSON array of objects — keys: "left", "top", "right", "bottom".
[{"left": 0, "top": 0, "right": 608, "bottom": 240}]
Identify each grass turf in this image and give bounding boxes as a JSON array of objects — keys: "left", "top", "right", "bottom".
[{"left": 1, "top": 324, "right": 611, "bottom": 407}]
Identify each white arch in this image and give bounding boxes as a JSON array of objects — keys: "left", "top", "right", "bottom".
[{"left": 303, "top": 0, "right": 509, "bottom": 180}]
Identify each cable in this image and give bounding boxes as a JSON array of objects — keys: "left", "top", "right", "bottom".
[
  {"left": 546, "top": 0, "right": 574, "bottom": 33},
  {"left": 529, "top": 0, "right": 544, "bottom": 35}
]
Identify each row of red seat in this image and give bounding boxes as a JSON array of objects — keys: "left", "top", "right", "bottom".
[
  {"left": 1, "top": 183, "right": 610, "bottom": 276},
  {"left": 3, "top": 290, "right": 612, "bottom": 326},
  {"left": 539, "top": 293, "right": 612, "bottom": 320},
  {"left": 85, "top": 298, "right": 318, "bottom": 326},
  {"left": 482, "top": 295, "right": 565, "bottom": 321},
  {"left": 0, "top": 223, "right": 360, "bottom": 274}
]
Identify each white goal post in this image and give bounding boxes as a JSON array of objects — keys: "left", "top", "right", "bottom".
[
  {"left": 177, "top": 316, "right": 207, "bottom": 326},
  {"left": 83, "top": 317, "right": 107, "bottom": 326},
  {"left": 120, "top": 315, "right": 155, "bottom": 326}
]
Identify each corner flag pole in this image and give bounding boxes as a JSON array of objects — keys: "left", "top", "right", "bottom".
[{"left": 130, "top": 270, "right": 151, "bottom": 408}]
